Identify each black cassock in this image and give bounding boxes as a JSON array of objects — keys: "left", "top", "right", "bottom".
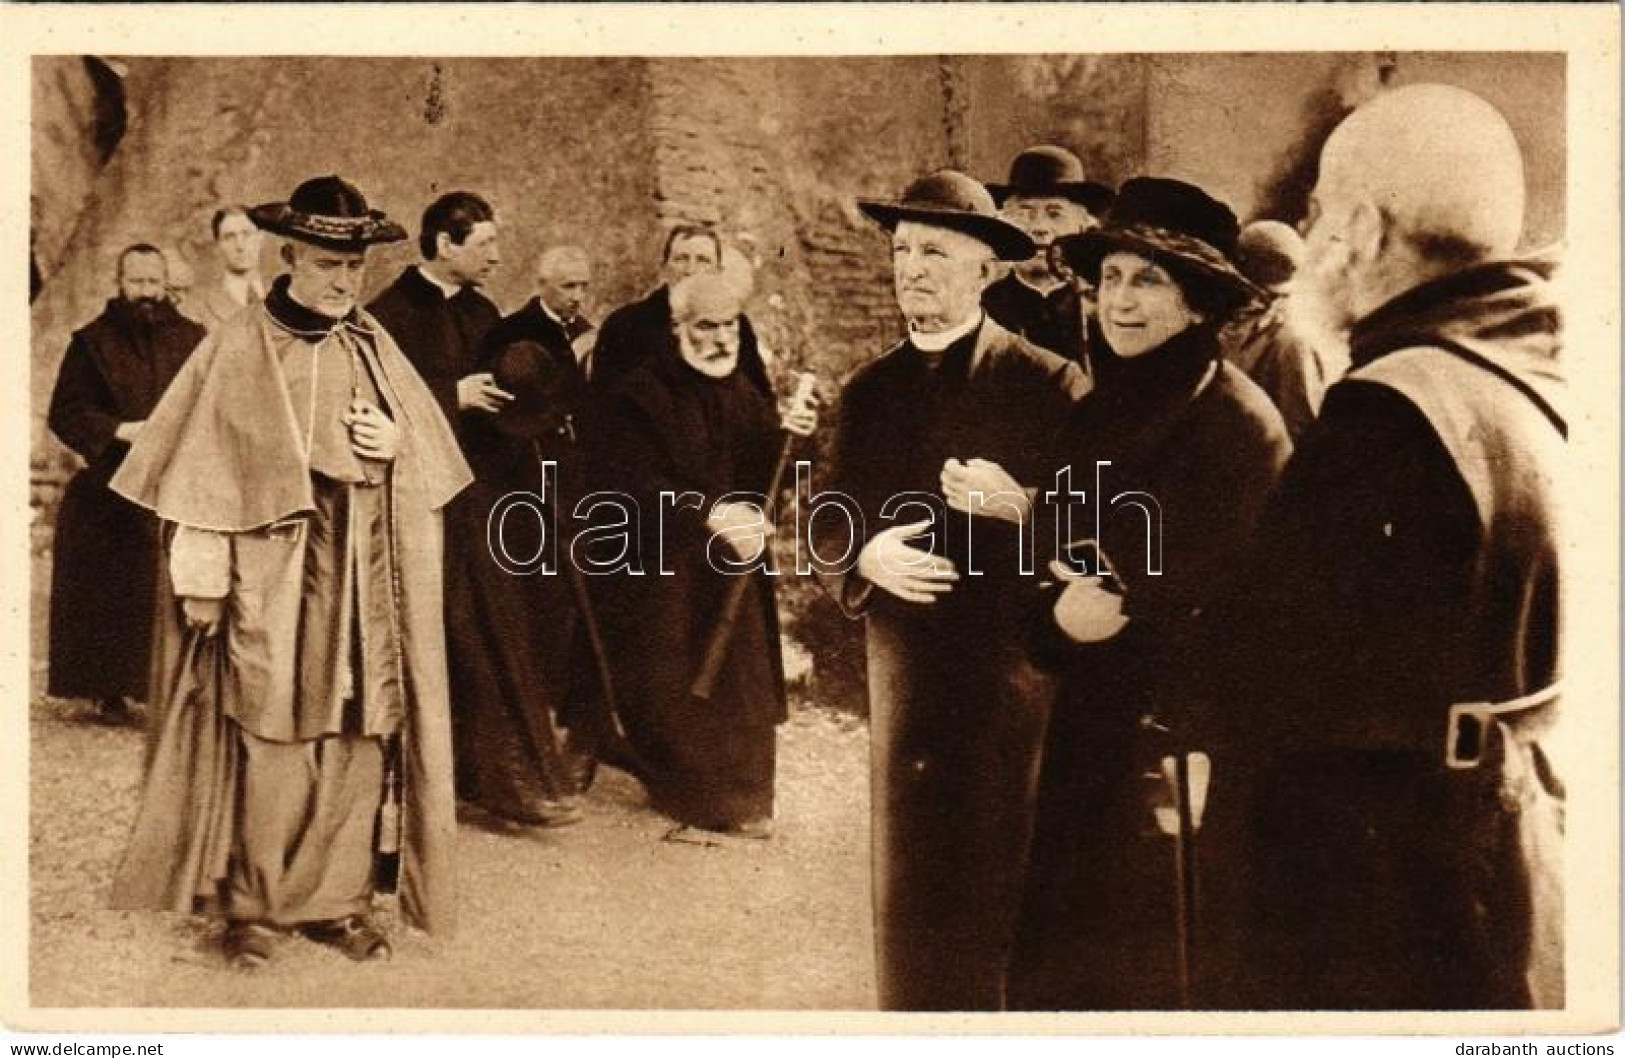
[
  {"left": 591, "top": 349, "right": 787, "bottom": 829},
  {"left": 371, "top": 268, "right": 587, "bottom": 818},
  {"left": 47, "top": 297, "right": 204, "bottom": 701}
]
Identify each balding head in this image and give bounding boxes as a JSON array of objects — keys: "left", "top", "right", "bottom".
[
  {"left": 671, "top": 272, "right": 745, "bottom": 323},
  {"left": 536, "top": 245, "right": 591, "bottom": 321},
  {"left": 1302, "top": 84, "right": 1526, "bottom": 329}
]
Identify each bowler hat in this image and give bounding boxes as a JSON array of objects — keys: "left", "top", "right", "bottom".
[
  {"left": 249, "top": 175, "right": 407, "bottom": 253},
  {"left": 488, "top": 339, "right": 585, "bottom": 440},
  {"left": 859, "top": 170, "right": 1035, "bottom": 262},
  {"left": 1234, "top": 220, "right": 1305, "bottom": 291},
  {"left": 987, "top": 145, "right": 1115, "bottom": 216},
  {"left": 1055, "top": 176, "right": 1261, "bottom": 310}
]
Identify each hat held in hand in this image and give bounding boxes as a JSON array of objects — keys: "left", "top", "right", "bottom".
[{"left": 488, "top": 340, "right": 586, "bottom": 440}]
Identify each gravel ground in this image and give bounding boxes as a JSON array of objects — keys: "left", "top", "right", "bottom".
[{"left": 28, "top": 691, "right": 876, "bottom": 1010}]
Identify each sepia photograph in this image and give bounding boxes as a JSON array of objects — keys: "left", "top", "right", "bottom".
[{"left": 3, "top": 1, "right": 1619, "bottom": 1041}]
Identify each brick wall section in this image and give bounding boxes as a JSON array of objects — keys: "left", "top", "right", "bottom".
[{"left": 30, "top": 57, "right": 659, "bottom": 540}]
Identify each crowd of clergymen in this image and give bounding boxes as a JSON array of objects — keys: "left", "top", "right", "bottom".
[{"left": 44, "top": 82, "right": 1563, "bottom": 1012}]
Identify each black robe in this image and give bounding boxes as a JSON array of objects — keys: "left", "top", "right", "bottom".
[
  {"left": 815, "top": 317, "right": 1088, "bottom": 1010},
  {"left": 455, "top": 297, "right": 608, "bottom": 811},
  {"left": 591, "top": 350, "right": 787, "bottom": 828},
  {"left": 1195, "top": 259, "right": 1565, "bottom": 1009},
  {"left": 591, "top": 285, "right": 773, "bottom": 397},
  {"left": 368, "top": 268, "right": 586, "bottom": 819},
  {"left": 46, "top": 297, "right": 204, "bottom": 700},
  {"left": 982, "top": 272, "right": 1088, "bottom": 367},
  {"left": 1005, "top": 324, "right": 1291, "bottom": 1010}
]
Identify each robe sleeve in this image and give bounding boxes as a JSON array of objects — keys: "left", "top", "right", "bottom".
[
  {"left": 811, "top": 379, "right": 878, "bottom": 619},
  {"left": 593, "top": 388, "right": 716, "bottom": 554},
  {"left": 169, "top": 525, "right": 232, "bottom": 600},
  {"left": 47, "top": 334, "right": 122, "bottom": 463}
]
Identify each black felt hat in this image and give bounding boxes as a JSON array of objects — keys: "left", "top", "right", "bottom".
[
  {"left": 1055, "top": 176, "right": 1261, "bottom": 309},
  {"left": 859, "top": 170, "right": 1035, "bottom": 262},
  {"left": 986, "top": 145, "right": 1115, "bottom": 216},
  {"left": 489, "top": 340, "right": 585, "bottom": 439},
  {"left": 249, "top": 175, "right": 407, "bottom": 252}
]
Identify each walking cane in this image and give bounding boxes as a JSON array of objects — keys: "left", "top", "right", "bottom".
[
  {"left": 528, "top": 440, "right": 635, "bottom": 762},
  {"left": 1158, "top": 750, "right": 1211, "bottom": 1008},
  {"left": 690, "top": 372, "right": 817, "bottom": 701}
]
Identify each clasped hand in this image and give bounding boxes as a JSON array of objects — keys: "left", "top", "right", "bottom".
[
  {"left": 780, "top": 392, "right": 819, "bottom": 438},
  {"left": 343, "top": 399, "right": 400, "bottom": 462}
]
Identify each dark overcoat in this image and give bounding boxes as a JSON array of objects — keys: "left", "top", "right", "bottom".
[
  {"left": 1196, "top": 258, "right": 1565, "bottom": 1009},
  {"left": 1005, "top": 324, "right": 1291, "bottom": 1010},
  {"left": 591, "top": 349, "right": 788, "bottom": 828},
  {"left": 815, "top": 317, "right": 1088, "bottom": 1010},
  {"left": 981, "top": 272, "right": 1088, "bottom": 367},
  {"left": 46, "top": 297, "right": 204, "bottom": 700}
]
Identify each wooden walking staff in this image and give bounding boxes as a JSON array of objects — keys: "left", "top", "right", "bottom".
[
  {"left": 1158, "top": 750, "right": 1211, "bottom": 1008},
  {"left": 691, "top": 371, "right": 818, "bottom": 701}
]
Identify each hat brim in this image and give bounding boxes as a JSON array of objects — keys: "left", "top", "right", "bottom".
[
  {"left": 858, "top": 200, "right": 1036, "bottom": 262},
  {"left": 488, "top": 340, "right": 584, "bottom": 439},
  {"left": 1057, "top": 224, "right": 1262, "bottom": 310},
  {"left": 988, "top": 181, "right": 1114, "bottom": 216},
  {"left": 249, "top": 202, "right": 408, "bottom": 252}
]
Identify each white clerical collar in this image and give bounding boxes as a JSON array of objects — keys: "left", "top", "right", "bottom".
[
  {"left": 909, "top": 311, "right": 984, "bottom": 353},
  {"left": 416, "top": 265, "right": 462, "bottom": 300}
]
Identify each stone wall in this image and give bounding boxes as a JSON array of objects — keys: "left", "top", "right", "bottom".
[{"left": 28, "top": 51, "right": 1568, "bottom": 548}]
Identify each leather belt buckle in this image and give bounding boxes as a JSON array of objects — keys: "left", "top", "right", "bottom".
[{"left": 1446, "top": 701, "right": 1491, "bottom": 770}]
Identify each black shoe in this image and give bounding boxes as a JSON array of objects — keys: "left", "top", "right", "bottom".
[
  {"left": 92, "top": 697, "right": 135, "bottom": 726},
  {"left": 301, "top": 915, "right": 392, "bottom": 962},
  {"left": 222, "top": 920, "right": 278, "bottom": 971}
]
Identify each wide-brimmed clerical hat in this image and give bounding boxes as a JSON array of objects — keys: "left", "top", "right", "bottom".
[
  {"left": 858, "top": 170, "right": 1035, "bottom": 262},
  {"left": 1055, "top": 176, "right": 1261, "bottom": 309},
  {"left": 489, "top": 339, "right": 585, "bottom": 440},
  {"left": 249, "top": 175, "right": 407, "bottom": 252},
  {"left": 986, "top": 145, "right": 1115, "bottom": 216}
]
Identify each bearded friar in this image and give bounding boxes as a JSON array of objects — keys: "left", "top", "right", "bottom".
[
  {"left": 590, "top": 272, "right": 817, "bottom": 839},
  {"left": 46, "top": 243, "right": 206, "bottom": 725}
]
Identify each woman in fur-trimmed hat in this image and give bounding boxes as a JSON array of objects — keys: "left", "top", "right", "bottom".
[{"left": 946, "top": 176, "right": 1293, "bottom": 1008}]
